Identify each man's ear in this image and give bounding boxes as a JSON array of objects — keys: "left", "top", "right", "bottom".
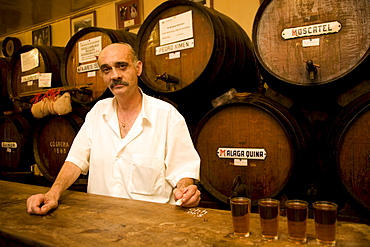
[{"left": 136, "top": 60, "right": 143, "bottom": 76}]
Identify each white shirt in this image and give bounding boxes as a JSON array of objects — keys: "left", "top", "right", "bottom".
[{"left": 66, "top": 91, "right": 200, "bottom": 204}]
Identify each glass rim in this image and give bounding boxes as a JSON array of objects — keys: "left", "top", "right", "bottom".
[
  {"left": 258, "top": 198, "right": 280, "bottom": 204},
  {"left": 285, "top": 199, "right": 308, "bottom": 206},
  {"left": 313, "top": 201, "right": 338, "bottom": 208},
  {"left": 230, "top": 197, "right": 251, "bottom": 204}
]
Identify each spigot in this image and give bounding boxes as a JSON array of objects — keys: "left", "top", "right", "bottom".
[
  {"left": 304, "top": 60, "right": 321, "bottom": 80},
  {"left": 155, "top": 72, "right": 180, "bottom": 90}
]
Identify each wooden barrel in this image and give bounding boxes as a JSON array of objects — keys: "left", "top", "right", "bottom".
[
  {"left": 0, "top": 112, "right": 35, "bottom": 173},
  {"left": 8, "top": 45, "right": 64, "bottom": 109},
  {"left": 324, "top": 93, "right": 370, "bottom": 211},
  {"left": 193, "top": 93, "right": 311, "bottom": 205},
  {"left": 33, "top": 108, "right": 90, "bottom": 182},
  {"left": 1, "top": 37, "right": 22, "bottom": 57},
  {"left": 135, "top": 0, "right": 260, "bottom": 110},
  {"left": 252, "top": 0, "right": 370, "bottom": 98},
  {"left": 60, "top": 27, "right": 136, "bottom": 105},
  {"left": 0, "top": 57, "right": 15, "bottom": 115}
]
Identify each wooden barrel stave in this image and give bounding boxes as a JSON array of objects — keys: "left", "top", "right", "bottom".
[
  {"left": 193, "top": 93, "right": 311, "bottom": 205},
  {"left": 324, "top": 93, "right": 370, "bottom": 211},
  {"left": 135, "top": 0, "right": 260, "bottom": 125},
  {"left": 252, "top": 0, "right": 370, "bottom": 97},
  {"left": 33, "top": 108, "right": 89, "bottom": 182},
  {"left": 0, "top": 112, "right": 35, "bottom": 173},
  {"left": 0, "top": 57, "right": 15, "bottom": 115},
  {"left": 8, "top": 45, "right": 64, "bottom": 108}
]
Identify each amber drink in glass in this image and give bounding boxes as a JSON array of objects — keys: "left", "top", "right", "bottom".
[
  {"left": 230, "top": 197, "right": 251, "bottom": 237},
  {"left": 313, "top": 201, "right": 338, "bottom": 246},
  {"left": 286, "top": 199, "right": 308, "bottom": 243},
  {"left": 258, "top": 198, "right": 280, "bottom": 241}
]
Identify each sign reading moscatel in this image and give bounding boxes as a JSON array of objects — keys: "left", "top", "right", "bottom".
[
  {"left": 217, "top": 148, "right": 267, "bottom": 166},
  {"left": 282, "top": 21, "right": 342, "bottom": 40}
]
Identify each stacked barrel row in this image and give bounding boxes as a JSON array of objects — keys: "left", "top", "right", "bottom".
[
  {"left": 134, "top": 0, "right": 370, "bottom": 214},
  {"left": 0, "top": 28, "right": 136, "bottom": 185},
  {"left": 250, "top": 0, "right": 369, "bottom": 212},
  {"left": 0, "top": 0, "right": 369, "bottom": 215}
]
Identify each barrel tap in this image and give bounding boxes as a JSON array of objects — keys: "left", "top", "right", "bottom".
[
  {"left": 304, "top": 60, "right": 321, "bottom": 80},
  {"left": 228, "top": 175, "right": 247, "bottom": 203},
  {"left": 155, "top": 72, "right": 180, "bottom": 90}
]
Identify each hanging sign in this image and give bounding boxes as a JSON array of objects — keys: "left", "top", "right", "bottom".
[{"left": 282, "top": 21, "right": 341, "bottom": 40}]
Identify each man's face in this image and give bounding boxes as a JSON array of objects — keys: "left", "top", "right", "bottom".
[{"left": 98, "top": 44, "right": 142, "bottom": 96}]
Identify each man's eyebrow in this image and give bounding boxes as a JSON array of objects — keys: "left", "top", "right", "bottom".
[
  {"left": 115, "top": 61, "right": 129, "bottom": 66},
  {"left": 99, "top": 63, "right": 109, "bottom": 69}
]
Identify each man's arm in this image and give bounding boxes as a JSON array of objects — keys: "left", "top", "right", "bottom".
[{"left": 26, "top": 161, "right": 82, "bottom": 215}]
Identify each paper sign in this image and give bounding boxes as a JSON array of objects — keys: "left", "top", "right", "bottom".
[
  {"left": 21, "top": 72, "right": 52, "bottom": 87},
  {"left": 234, "top": 159, "right": 248, "bottom": 166},
  {"left": 78, "top": 36, "right": 102, "bottom": 63},
  {"left": 38, "top": 73, "right": 52, "bottom": 87},
  {"left": 159, "top": 10, "right": 193, "bottom": 46},
  {"left": 21, "top": 48, "right": 39, "bottom": 72},
  {"left": 302, "top": 38, "right": 320, "bottom": 47}
]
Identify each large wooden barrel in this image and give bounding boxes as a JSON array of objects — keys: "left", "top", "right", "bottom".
[
  {"left": 324, "top": 93, "right": 370, "bottom": 211},
  {"left": 252, "top": 0, "right": 370, "bottom": 98},
  {"left": 0, "top": 57, "right": 15, "bottom": 115},
  {"left": 135, "top": 0, "right": 260, "bottom": 120},
  {"left": 0, "top": 112, "right": 35, "bottom": 173},
  {"left": 33, "top": 108, "right": 90, "bottom": 182},
  {"left": 8, "top": 45, "right": 64, "bottom": 109},
  {"left": 60, "top": 27, "right": 136, "bottom": 105},
  {"left": 193, "top": 93, "right": 311, "bottom": 205}
]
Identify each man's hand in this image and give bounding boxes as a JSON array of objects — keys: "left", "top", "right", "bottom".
[
  {"left": 173, "top": 180, "right": 201, "bottom": 207},
  {"left": 26, "top": 193, "right": 58, "bottom": 215}
]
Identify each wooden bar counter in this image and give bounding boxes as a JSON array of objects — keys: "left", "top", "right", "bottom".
[{"left": 1, "top": 180, "right": 369, "bottom": 246}]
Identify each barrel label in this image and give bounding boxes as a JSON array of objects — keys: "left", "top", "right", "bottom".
[
  {"left": 159, "top": 10, "right": 193, "bottom": 46},
  {"left": 156, "top": 39, "right": 194, "bottom": 55},
  {"left": 302, "top": 38, "right": 320, "bottom": 47},
  {"left": 50, "top": 141, "right": 69, "bottom": 154},
  {"left": 77, "top": 62, "right": 99, "bottom": 73},
  {"left": 1, "top": 142, "right": 17, "bottom": 148},
  {"left": 233, "top": 159, "right": 248, "bottom": 166},
  {"left": 282, "top": 21, "right": 341, "bottom": 40},
  {"left": 21, "top": 72, "right": 52, "bottom": 87},
  {"left": 78, "top": 36, "right": 102, "bottom": 63},
  {"left": 217, "top": 148, "right": 267, "bottom": 160},
  {"left": 20, "top": 48, "right": 39, "bottom": 72}
]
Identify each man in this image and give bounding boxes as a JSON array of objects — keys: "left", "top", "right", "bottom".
[{"left": 27, "top": 43, "right": 201, "bottom": 215}]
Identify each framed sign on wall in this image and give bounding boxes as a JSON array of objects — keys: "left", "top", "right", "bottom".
[
  {"left": 116, "top": 0, "right": 143, "bottom": 30},
  {"left": 32, "top": 25, "right": 51, "bottom": 46},
  {"left": 70, "top": 11, "right": 96, "bottom": 36}
]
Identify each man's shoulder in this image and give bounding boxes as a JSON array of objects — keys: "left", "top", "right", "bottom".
[
  {"left": 93, "top": 97, "right": 114, "bottom": 108},
  {"left": 144, "top": 93, "right": 175, "bottom": 110}
]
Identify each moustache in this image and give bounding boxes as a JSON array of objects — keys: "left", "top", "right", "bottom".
[{"left": 110, "top": 79, "right": 129, "bottom": 89}]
